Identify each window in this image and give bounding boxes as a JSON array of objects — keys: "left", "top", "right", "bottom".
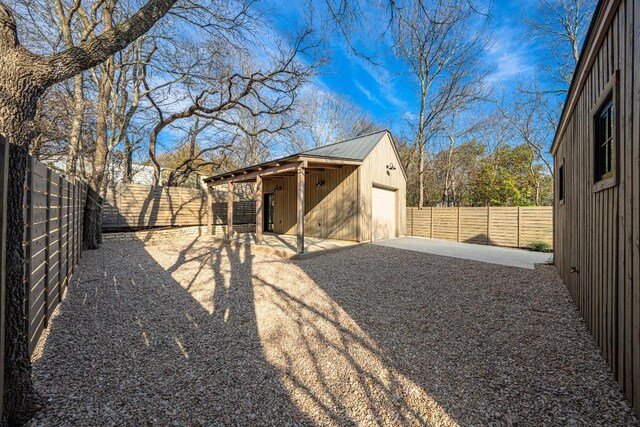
[
  {"left": 558, "top": 162, "right": 564, "bottom": 204},
  {"left": 594, "top": 95, "right": 615, "bottom": 182}
]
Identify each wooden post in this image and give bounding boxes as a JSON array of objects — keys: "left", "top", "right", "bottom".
[
  {"left": 255, "top": 175, "right": 263, "bottom": 244},
  {"left": 206, "top": 186, "right": 213, "bottom": 235},
  {"left": 58, "top": 175, "right": 64, "bottom": 301},
  {"left": 457, "top": 207, "right": 461, "bottom": 242},
  {"left": 24, "top": 158, "right": 33, "bottom": 342},
  {"left": 487, "top": 205, "right": 491, "bottom": 245},
  {"left": 0, "top": 134, "right": 9, "bottom": 416},
  {"left": 517, "top": 206, "right": 521, "bottom": 248},
  {"left": 429, "top": 207, "right": 434, "bottom": 238},
  {"left": 227, "top": 181, "right": 234, "bottom": 239},
  {"left": 296, "top": 164, "right": 305, "bottom": 253},
  {"left": 44, "top": 168, "right": 51, "bottom": 327}
]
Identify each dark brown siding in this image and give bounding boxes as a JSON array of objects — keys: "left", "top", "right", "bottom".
[{"left": 553, "top": 0, "right": 639, "bottom": 412}]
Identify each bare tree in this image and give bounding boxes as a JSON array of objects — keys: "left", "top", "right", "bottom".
[
  {"left": 393, "top": 0, "right": 487, "bottom": 207},
  {"left": 146, "top": 31, "right": 316, "bottom": 185},
  {"left": 498, "top": 89, "right": 555, "bottom": 177},
  {"left": 0, "top": 1, "right": 177, "bottom": 423},
  {"left": 288, "top": 88, "right": 380, "bottom": 153},
  {"left": 525, "top": 0, "right": 596, "bottom": 90}
]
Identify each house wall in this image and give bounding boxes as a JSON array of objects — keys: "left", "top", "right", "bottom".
[
  {"left": 263, "top": 165, "right": 360, "bottom": 241},
  {"left": 552, "top": 0, "right": 640, "bottom": 412},
  {"left": 358, "top": 133, "right": 407, "bottom": 241}
]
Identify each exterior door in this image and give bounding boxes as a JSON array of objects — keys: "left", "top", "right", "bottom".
[
  {"left": 371, "top": 187, "right": 397, "bottom": 240},
  {"left": 264, "top": 193, "right": 275, "bottom": 232}
]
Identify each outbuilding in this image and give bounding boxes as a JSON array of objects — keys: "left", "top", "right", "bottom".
[
  {"left": 551, "top": 0, "right": 640, "bottom": 414},
  {"left": 204, "top": 130, "right": 406, "bottom": 253}
]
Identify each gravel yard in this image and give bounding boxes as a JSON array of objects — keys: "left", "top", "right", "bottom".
[{"left": 28, "top": 236, "right": 637, "bottom": 426}]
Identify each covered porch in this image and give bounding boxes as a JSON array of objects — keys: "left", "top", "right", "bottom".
[{"left": 206, "top": 156, "right": 361, "bottom": 254}]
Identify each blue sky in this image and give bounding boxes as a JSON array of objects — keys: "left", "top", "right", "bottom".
[{"left": 258, "top": 0, "right": 555, "bottom": 136}]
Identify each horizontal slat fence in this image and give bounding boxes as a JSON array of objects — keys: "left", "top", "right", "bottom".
[
  {"left": 24, "top": 156, "right": 86, "bottom": 354},
  {"left": 103, "top": 183, "right": 206, "bottom": 229},
  {"left": 406, "top": 206, "right": 553, "bottom": 249},
  {"left": 211, "top": 200, "right": 257, "bottom": 225}
]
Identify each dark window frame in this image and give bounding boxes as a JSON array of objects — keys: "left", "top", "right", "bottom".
[
  {"left": 558, "top": 159, "right": 565, "bottom": 205},
  {"left": 591, "top": 70, "right": 619, "bottom": 193}
]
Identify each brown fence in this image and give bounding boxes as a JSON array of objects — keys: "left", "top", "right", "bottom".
[
  {"left": 24, "top": 155, "right": 86, "bottom": 354},
  {"left": 0, "top": 136, "right": 8, "bottom": 414},
  {"left": 406, "top": 206, "right": 553, "bottom": 248},
  {"left": 103, "top": 183, "right": 206, "bottom": 230},
  {"left": 211, "top": 200, "right": 256, "bottom": 225}
]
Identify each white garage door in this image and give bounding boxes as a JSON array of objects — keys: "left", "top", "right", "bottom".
[{"left": 372, "top": 187, "right": 397, "bottom": 241}]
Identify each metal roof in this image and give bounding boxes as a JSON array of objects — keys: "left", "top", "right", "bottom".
[{"left": 299, "top": 130, "right": 388, "bottom": 161}]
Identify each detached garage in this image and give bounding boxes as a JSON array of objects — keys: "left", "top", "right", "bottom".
[{"left": 205, "top": 130, "right": 407, "bottom": 253}]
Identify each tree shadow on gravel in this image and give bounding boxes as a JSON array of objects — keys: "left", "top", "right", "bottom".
[
  {"left": 27, "top": 236, "right": 313, "bottom": 426},
  {"left": 27, "top": 237, "right": 637, "bottom": 427},
  {"left": 292, "top": 244, "right": 638, "bottom": 426}
]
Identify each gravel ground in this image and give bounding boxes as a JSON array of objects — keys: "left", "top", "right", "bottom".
[{"left": 28, "top": 236, "right": 638, "bottom": 426}]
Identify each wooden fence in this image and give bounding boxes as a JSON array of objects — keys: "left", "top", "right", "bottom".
[
  {"left": 211, "top": 200, "right": 256, "bottom": 225},
  {"left": 24, "top": 156, "right": 86, "bottom": 354},
  {"left": 103, "top": 183, "right": 206, "bottom": 230},
  {"left": 406, "top": 206, "right": 553, "bottom": 248},
  {"left": 0, "top": 136, "right": 8, "bottom": 415}
]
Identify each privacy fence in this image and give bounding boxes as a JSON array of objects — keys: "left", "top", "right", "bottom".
[
  {"left": 103, "top": 183, "right": 206, "bottom": 230},
  {"left": 24, "top": 154, "right": 86, "bottom": 354},
  {"left": 406, "top": 206, "right": 553, "bottom": 249}
]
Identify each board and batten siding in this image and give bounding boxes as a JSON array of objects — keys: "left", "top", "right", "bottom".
[
  {"left": 263, "top": 165, "right": 359, "bottom": 241},
  {"left": 552, "top": 0, "right": 640, "bottom": 413},
  {"left": 358, "top": 133, "right": 407, "bottom": 241}
]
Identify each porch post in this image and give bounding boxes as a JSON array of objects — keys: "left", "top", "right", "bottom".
[
  {"left": 255, "top": 175, "right": 263, "bottom": 244},
  {"left": 296, "top": 163, "right": 305, "bottom": 254},
  {"left": 206, "top": 186, "right": 213, "bottom": 235},
  {"left": 227, "top": 181, "right": 233, "bottom": 239}
]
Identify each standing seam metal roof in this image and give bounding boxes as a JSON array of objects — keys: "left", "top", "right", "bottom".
[{"left": 299, "top": 130, "right": 388, "bottom": 161}]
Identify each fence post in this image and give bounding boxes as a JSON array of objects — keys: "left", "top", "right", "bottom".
[
  {"left": 43, "top": 168, "right": 51, "bottom": 327},
  {"left": 517, "top": 206, "right": 521, "bottom": 248},
  {"left": 457, "top": 207, "right": 461, "bottom": 242},
  {"left": 430, "top": 207, "right": 434, "bottom": 238},
  {"left": 58, "top": 175, "right": 64, "bottom": 301},
  {"left": 24, "top": 158, "right": 33, "bottom": 343},
  {"left": 486, "top": 205, "right": 491, "bottom": 245},
  {"left": 0, "top": 134, "right": 9, "bottom": 417}
]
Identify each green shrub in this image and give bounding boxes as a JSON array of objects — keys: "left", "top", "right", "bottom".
[{"left": 529, "top": 241, "right": 553, "bottom": 252}]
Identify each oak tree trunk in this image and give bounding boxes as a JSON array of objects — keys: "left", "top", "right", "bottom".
[{"left": 0, "top": 0, "right": 178, "bottom": 423}]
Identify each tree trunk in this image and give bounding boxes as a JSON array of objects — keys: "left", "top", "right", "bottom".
[
  {"left": 123, "top": 135, "right": 133, "bottom": 183},
  {"left": 66, "top": 73, "right": 84, "bottom": 177},
  {"left": 82, "top": 186, "right": 103, "bottom": 250},
  {"left": 418, "top": 144, "right": 425, "bottom": 208},
  {"left": 0, "top": 44, "right": 47, "bottom": 426},
  {"left": 0, "top": 0, "right": 178, "bottom": 422}
]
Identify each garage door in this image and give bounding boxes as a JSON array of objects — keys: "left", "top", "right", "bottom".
[{"left": 372, "top": 187, "right": 396, "bottom": 241}]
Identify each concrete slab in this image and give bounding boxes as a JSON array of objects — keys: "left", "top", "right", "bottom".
[{"left": 373, "top": 236, "right": 552, "bottom": 269}]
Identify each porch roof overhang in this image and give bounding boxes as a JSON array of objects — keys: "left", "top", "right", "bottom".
[{"left": 204, "top": 155, "right": 362, "bottom": 186}]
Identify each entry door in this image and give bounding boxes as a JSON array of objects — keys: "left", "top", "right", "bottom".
[
  {"left": 371, "top": 187, "right": 397, "bottom": 240},
  {"left": 264, "top": 193, "right": 275, "bottom": 232}
]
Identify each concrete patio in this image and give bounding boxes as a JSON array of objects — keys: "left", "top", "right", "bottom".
[{"left": 210, "top": 232, "right": 360, "bottom": 259}]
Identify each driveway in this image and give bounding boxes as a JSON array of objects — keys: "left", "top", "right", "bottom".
[
  {"left": 374, "top": 236, "right": 552, "bottom": 269},
  {"left": 28, "top": 236, "right": 635, "bottom": 426}
]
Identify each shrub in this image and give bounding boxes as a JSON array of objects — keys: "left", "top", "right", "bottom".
[{"left": 529, "top": 241, "right": 553, "bottom": 253}]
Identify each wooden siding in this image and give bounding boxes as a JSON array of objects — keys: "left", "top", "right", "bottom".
[
  {"left": 24, "top": 156, "right": 85, "bottom": 354},
  {"left": 407, "top": 206, "right": 553, "bottom": 248},
  {"left": 103, "top": 183, "right": 206, "bottom": 229},
  {"left": 553, "top": 0, "right": 640, "bottom": 413},
  {"left": 263, "top": 165, "right": 360, "bottom": 241},
  {"left": 359, "top": 133, "right": 407, "bottom": 241}
]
